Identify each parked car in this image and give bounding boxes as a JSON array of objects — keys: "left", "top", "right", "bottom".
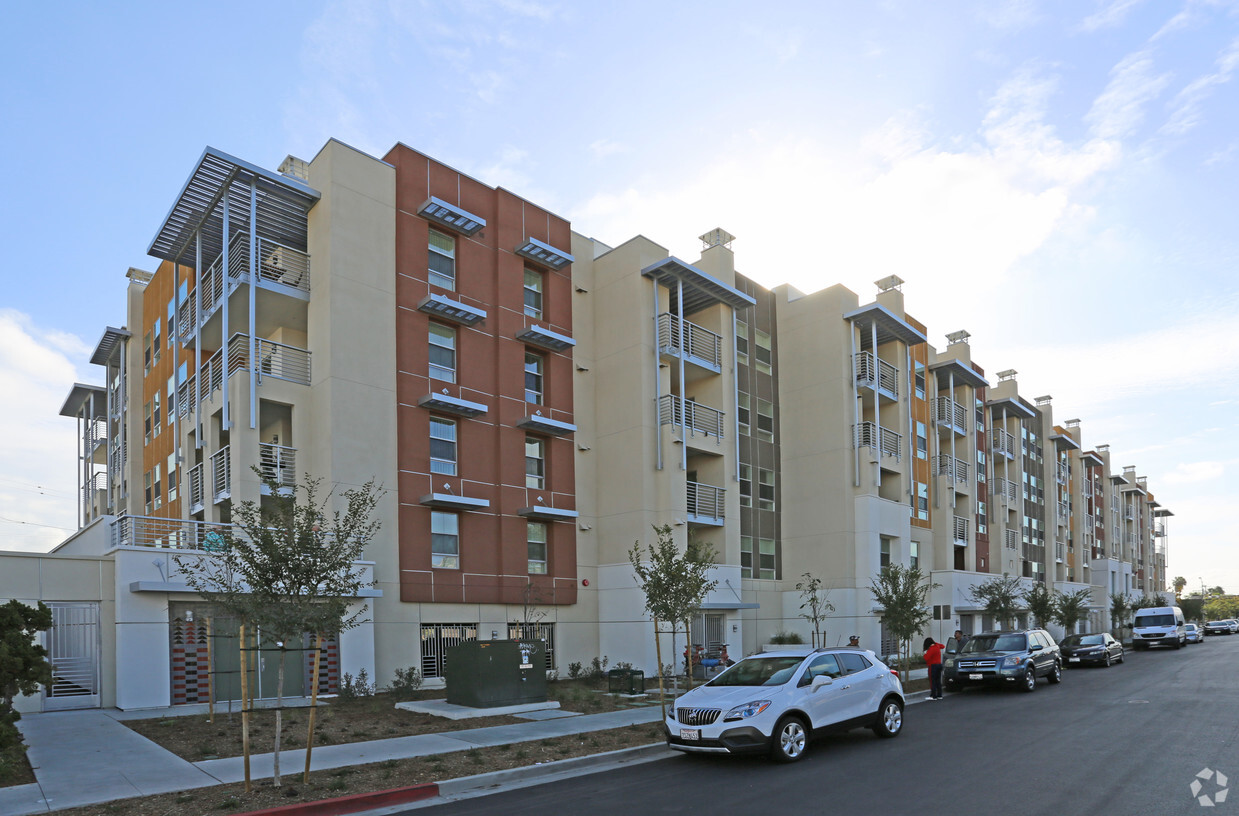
[
  {"left": 1131, "top": 606, "right": 1186, "bottom": 650},
  {"left": 1230, "top": 620, "right": 1239, "bottom": 634},
  {"left": 663, "top": 648, "right": 905, "bottom": 762},
  {"left": 1059, "top": 633, "right": 1124, "bottom": 667},
  {"left": 1204, "top": 620, "right": 1233, "bottom": 635},
  {"left": 942, "top": 629, "right": 1062, "bottom": 693},
  {"left": 1184, "top": 624, "right": 1204, "bottom": 644}
]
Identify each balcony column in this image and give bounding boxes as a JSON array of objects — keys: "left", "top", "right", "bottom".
[
  {"left": 677, "top": 279, "right": 688, "bottom": 472},
  {"left": 220, "top": 192, "right": 232, "bottom": 432},
  {"left": 172, "top": 263, "right": 182, "bottom": 506},
  {"left": 249, "top": 178, "right": 259, "bottom": 430},
  {"left": 652, "top": 280, "right": 663, "bottom": 471},
  {"left": 871, "top": 320, "right": 880, "bottom": 488},
  {"left": 905, "top": 345, "right": 913, "bottom": 505},
  {"left": 851, "top": 321, "right": 860, "bottom": 488},
  {"left": 949, "top": 370, "right": 956, "bottom": 510},
  {"left": 732, "top": 309, "right": 740, "bottom": 483},
  {"left": 194, "top": 234, "right": 204, "bottom": 448}
]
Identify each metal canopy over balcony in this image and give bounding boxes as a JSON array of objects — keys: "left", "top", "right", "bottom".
[
  {"left": 149, "top": 147, "right": 320, "bottom": 266},
  {"left": 518, "top": 413, "right": 577, "bottom": 436},
  {"left": 844, "top": 303, "right": 927, "bottom": 349},
  {"left": 515, "top": 237, "right": 574, "bottom": 270},
  {"left": 1109, "top": 472, "right": 1130, "bottom": 485},
  {"left": 416, "top": 392, "right": 488, "bottom": 417},
  {"left": 1153, "top": 507, "right": 1173, "bottom": 518},
  {"left": 89, "top": 327, "right": 131, "bottom": 366},
  {"left": 417, "top": 294, "right": 487, "bottom": 326},
  {"left": 641, "top": 257, "right": 756, "bottom": 315},
  {"left": 1079, "top": 450, "right": 1104, "bottom": 468},
  {"left": 987, "top": 396, "right": 1036, "bottom": 419},
  {"left": 419, "top": 493, "right": 490, "bottom": 510},
  {"left": 1049, "top": 432, "right": 1080, "bottom": 451},
  {"left": 60, "top": 384, "right": 107, "bottom": 419},
  {"left": 517, "top": 324, "right": 575, "bottom": 351},
  {"left": 929, "top": 358, "right": 989, "bottom": 389},
  {"left": 518, "top": 505, "right": 579, "bottom": 521},
  {"left": 417, "top": 196, "right": 486, "bottom": 236}
]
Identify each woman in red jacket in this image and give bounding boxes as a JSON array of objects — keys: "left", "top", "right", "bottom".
[{"left": 923, "top": 637, "right": 945, "bottom": 700}]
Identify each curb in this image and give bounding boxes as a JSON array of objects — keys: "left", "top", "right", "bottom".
[{"left": 231, "top": 783, "right": 440, "bottom": 816}]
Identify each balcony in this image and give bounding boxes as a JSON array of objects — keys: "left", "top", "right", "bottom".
[
  {"left": 1123, "top": 508, "right": 1135, "bottom": 521},
  {"left": 1153, "top": 523, "right": 1165, "bottom": 538},
  {"left": 657, "top": 313, "right": 722, "bottom": 374},
  {"left": 659, "top": 395, "right": 725, "bottom": 440},
  {"left": 211, "top": 445, "right": 231, "bottom": 503},
  {"left": 259, "top": 443, "right": 296, "bottom": 495},
  {"left": 854, "top": 352, "right": 899, "bottom": 400},
  {"left": 180, "top": 232, "right": 311, "bottom": 337},
  {"left": 853, "top": 422, "right": 902, "bottom": 461},
  {"left": 178, "top": 334, "right": 311, "bottom": 418},
  {"left": 993, "top": 477, "right": 1018, "bottom": 505},
  {"left": 1057, "top": 501, "right": 1069, "bottom": 524},
  {"left": 953, "top": 516, "right": 969, "bottom": 547},
  {"left": 934, "top": 397, "right": 967, "bottom": 435},
  {"left": 1004, "top": 529, "right": 1018, "bottom": 550},
  {"left": 991, "top": 428, "right": 1017, "bottom": 460},
  {"left": 1083, "top": 481, "right": 1094, "bottom": 498},
  {"left": 188, "top": 463, "right": 205, "bottom": 514},
  {"left": 1056, "top": 463, "right": 1068, "bottom": 485},
  {"left": 935, "top": 454, "right": 969, "bottom": 484},
  {"left": 1055, "top": 543, "right": 1065, "bottom": 563},
  {"left": 686, "top": 481, "right": 725, "bottom": 526},
  {"left": 1085, "top": 513, "right": 1095, "bottom": 529},
  {"left": 111, "top": 514, "right": 232, "bottom": 551}
]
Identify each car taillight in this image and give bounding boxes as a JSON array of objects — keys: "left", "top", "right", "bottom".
[{"left": 891, "top": 670, "right": 899, "bottom": 677}]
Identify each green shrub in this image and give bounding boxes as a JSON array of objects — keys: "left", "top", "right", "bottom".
[
  {"left": 770, "top": 631, "right": 804, "bottom": 644},
  {"left": 387, "top": 666, "right": 423, "bottom": 697}
]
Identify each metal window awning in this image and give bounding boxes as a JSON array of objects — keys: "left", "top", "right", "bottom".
[
  {"left": 518, "top": 414, "right": 577, "bottom": 435},
  {"left": 929, "top": 358, "right": 988, "bottom": 389},
  {"left": 418, "top": 196, "right": 486, "bottom": 236},
  {"left": 1109, "top": 472, "right": 1130, "bottom": 485},
  {"left": 1079, "top": 451, "right": 1104, "bottom": 468},
  {"left": 1049, "top": 433, "right": 1080, "bottom": 451},
  {"left": 1153, "top": 508, "right": 1174, "bottom": 518},
  {"left": 149, "top": 147, "right": 320, "bottom": 266},
  {"left": 845, "top": 302, "right": 927, "bottom": 348},
  {"left": 517, "top": 324, "right": 575, "bottom": 351},
  {"left": 89, "top": 327, "right": 131, "bottom": 366},
  {"left": 987, "top": 396, "right": 1037, "bottom": 419},
  {"left": 416, "top": 393, "right": 488, "bottom": 418},
  {"left": 60, "top": 383, "right": 107, "bottom": 418},
  {"left": 420, "top": 493, "right": 490, "bottom": 510},
  {"left": 519, "top": 505, "right": 579, "bottom": 521},
  {"left": 641, "top": 256, "right": 756, "bottom": 315},
  {"left": 417, "top": 294, "right": 487, "bottom": 326},
  {"left": 516, "top": 237, "right": 574, "bottom": 270}
]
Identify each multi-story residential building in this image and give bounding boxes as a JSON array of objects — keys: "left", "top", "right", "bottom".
[{"left": 5, "top": 138, "right": 1174, "bottom": 714}]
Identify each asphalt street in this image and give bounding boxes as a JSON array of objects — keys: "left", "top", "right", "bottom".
[{"left": 404, "top": 634, "right": 1239, "bottom": 816}]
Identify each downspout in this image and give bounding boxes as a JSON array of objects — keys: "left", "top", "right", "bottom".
[
  {"left": 949, "top": 371, "right": 956, "bottom": 511},
  {"left": 676, "top": 279, "right": 688, "bottom": 472},
  {"left": 221, "top": 192, "right": 231, "bottom": 432},
  {"left": 172, "top": 263, "right": 182, "bottom": 510},
  {"left": 851, "top": 321, "right": 859, "bottom": 488},
  {"left": 653, "top": 282, "right": 663, "bottom": 471},
  {"left": 871, "top": 321, "right": 880, "bottom": 489},
  {"left": 732, "top": 309, "right": 740, "bottom": 483},
  {"left": 194, "top": 234, "right": 203, "bottom": 449},
  {"left": 249, "top": 179, "right": 258, "bottom": 431}
]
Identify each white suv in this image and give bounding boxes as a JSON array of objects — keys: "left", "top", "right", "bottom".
[{"left": 663, "top": 648, "right": 905, "bottom": 762}]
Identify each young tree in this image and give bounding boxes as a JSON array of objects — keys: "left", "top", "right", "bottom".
[
  {"left": 1172, "top": 576, "right": 1187, "bottom": 600},
  {"left": 628, "top": 525, "right": 718, "bottom": 715},
  {"left": 1109, "top": 592, "right": 1131, "bottom": 637},
  {"left": 1052, "top": 588, "right": 1094, "bottom": 635},
  {"left": 795, "top": 573, "right": 834, "bottom": 647},
  {"left": 1022, "top": 582, "right": 1056, "bottom": 629},
  {"left": 868, "top": 564, "right": 938, "bottom": 681},
  {"left": 1203, "top": 597, "right": 1239, "bottom": 621},
  {"left": 0, "top": 600, "right": 53, "bottom": 749},
  {"left": 174, "top": 474, "right": 383, "bottom": 787},
  {"left": 969, "top": 575, "right": 1023, "bottom": 630}
]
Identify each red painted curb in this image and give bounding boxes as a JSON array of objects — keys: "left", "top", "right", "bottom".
[{"left": 230, "top": 782, "right": 441, "bottom": 816}]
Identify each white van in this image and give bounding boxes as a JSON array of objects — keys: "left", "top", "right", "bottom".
[{"left": 1131, "top": 606, "right": 1186, "bottom": 650}]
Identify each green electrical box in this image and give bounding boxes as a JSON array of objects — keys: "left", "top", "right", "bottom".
[{"left": 445, "top": 640, "right": 548, "bottom": 708}]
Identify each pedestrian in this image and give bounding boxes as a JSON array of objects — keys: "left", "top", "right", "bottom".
[
  {"left": 953, "top": 629, "right": 968, "bottom": 650},
  {"left": 848, "top": 634, "right": 860, "bottom": 647},
  {"left": 924, "top": 636, "right": 945, "bottom": 700}
]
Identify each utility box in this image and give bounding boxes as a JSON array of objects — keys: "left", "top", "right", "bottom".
[{"left": 445, "top": 640, "right": 547, "bottom": 708}]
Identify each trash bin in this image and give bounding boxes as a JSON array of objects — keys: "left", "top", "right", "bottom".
[{"left": 607, "top": 668, "right": 645, "bottom": 695}]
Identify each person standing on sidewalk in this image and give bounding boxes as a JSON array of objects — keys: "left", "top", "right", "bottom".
[{"left": 923, "top": 637, "right": 945, "bottom": 700}]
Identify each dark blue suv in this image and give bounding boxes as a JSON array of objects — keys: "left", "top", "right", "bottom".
[{"left": 943, "top": 629, "right": 1062, "bottom": 693}]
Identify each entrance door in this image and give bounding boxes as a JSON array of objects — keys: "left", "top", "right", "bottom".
[{"left": 44, "top": 603, "right": 100, "bottom": 711}]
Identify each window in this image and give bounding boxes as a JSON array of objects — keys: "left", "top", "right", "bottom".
[
  {"left": 801, "top": 654, "right": 843, "bottom": 683},
  {"left": 429, "top": 323, "right": 456, "bottom": 382},
  {"left": 144, "top": 471, "right": 152, "bottom": 514},
  {"left": 736, "top": 322, "right": 749, "bottom": 365},
  {"left": 880, "top": 536, "right": 891, "bottom": 568},
  {"left": 527, "top": 521, "right": 547, "bottom": 574},
  {"left": 758, "top": 468, "right": 775, "bottom": 511},
  {"left": 741, "top": 535, "right": 753, "bottom": 578},
  {"left": 916, "top": 421, "right": 927, "bottom": 460},
  {"left": 756, "top": 399, "right": 774, "bottom": 442},
  {"left": 167, "top": 298, "right": 176, "bottom": 349},
  {"left": 977, "top": 501, "right": 987, "bottom": 535},
  {"left": 910, "top": 540, "right": 919, "bottom": 570},
  {"left": 525, "top": 436, "right": 545, "bottom": 489},
  {"left": 758, "top": 538, "right": 776, "bottom": 579},
  {"left": 976, "top": 449, "right": 987, "bottom": 483},
  {"left": 144, "top": 401, "right": 152, "bottom": 444},
  {"left": 431, "top": 511, "right": 459, "bottom": 569},
  {"left": 430, "top": 417, "right": 457, "bottom": 475},
  {"left": 914, "top": 361, "right": 926, "bottom": 400},
  {"left": 152, "top": 318, "right": 162, "bottom": 366},
  {"left": 167, "top": 453, "right": 178, "bottom": 503},
  {"left": 916, "top": 482, "right": 929, "bottom": 520},
  {"left": 739, "top": 464, "right": 752, "bottom": 507},
  {"left": 524, "top": 352, "right": 544, "bottom": 404},
  {"left": 143, "top": 331, "right": 152, "bottom": 372},
  {"left": 737, "top": 393, "right": 750, "bottom": 436},
  {"left": 167, "top": 374, "right": 176, "bottom": 414},
  {"left": 523, "top": 269, "right": 543, "bottom": 319},
  {"left": 152, "top": 392, "right": 161, "bottom": 438},
  {"left": 428, "top": 229, "right": 456, "bottom": 289},
  {"left": 755, "top": 330, "right": 772, "bottom": 375},
  {"left": 152, "top": 463, "right": 162, "bottom": 510}
]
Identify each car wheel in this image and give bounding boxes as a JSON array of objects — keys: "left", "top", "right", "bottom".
[
  {"left": 944, "top": 679, "right": 958, "bottom": 692},
  {"left": 1117, "top": 648, "right": 1124, "bottom": 663},
  {"left": 1173, "top": 638, "right": 1182, "bottom": 650},
  {"left": 872, "top": 699, "right": 903, "bottom": 739},
  {"left": 770, "top": 716, "right": 809, "bottom": 763},
  {"left": 1022, "top": 667, "right": 1037, "bottom": 693},
  {"left": 1047, "top": 661, "right": 1062, "bottom": 684}
]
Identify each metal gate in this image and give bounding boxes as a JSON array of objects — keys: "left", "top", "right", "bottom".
[
  {"left": 508, "top": 622, "right": 556, "bottom": 670},
  {"left": 420, "top": 622, "right": 478, "bottom": 679},
  {"left": 44, "top": 603, "right": 100, "bottom": 711},
  {"left": 690, "top": 613, "right": 725, "bottom": 651}
]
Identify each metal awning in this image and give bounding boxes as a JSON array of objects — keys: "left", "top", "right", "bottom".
[
  {"left": 89, "top": 327, "right": 131, "bottom": 366},
  {"left": 516, "top": 237, "right": 573, "bottom": 270},
  {"left": 518, "top": 414, "right": 577, "bottom": 436},
  {"left": 844, "top": 302, "right": 928, "bottom": 348},
  {"left": 149, "top": 147, "right": 320, "bottom": 266},
  {"left": 1079, "top": 451, "right": 1104, "bottom": 468},
  {"left": 517, "top": 325, "right": 575, "bottom": 351},
  {"left": 987, "top": 396, "right": 1036, "bottom": 419},
  {"left": 1049, "top": 433, "right": 1080, "bottom": 451},
  {"left": 417, "top": 294, "right": 487, "bottom": 326},
  {"left": 929, "top": 358, "right": 989, "bottom": 389},
  {"left": 519, "top": 505, "right": 579, "bottom": 521},
  {"left": 641, "top": 256, "right": 756, "bottom": 315},
  {"left": 416, "top": 393, "right": 488, "bottom": 418},
  {"left": 419, "top": 493, "right": 490, "bottom": 510},
  {"left": 59, "top": 383, "right": 106, "bottom": 418},
  {"left": 1153, "top": 508, "right": 1174, "bottom": 518},
  {"left": 1110, "top": 472, "right": 1130, "bottom": 485},
  {"left": 418, "top": 196, "right": 486, "bottom": 236}
]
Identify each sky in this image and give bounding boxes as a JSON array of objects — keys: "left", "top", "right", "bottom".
[{"left": 1, "top": 0, "right": 1236, "bottom": 593}]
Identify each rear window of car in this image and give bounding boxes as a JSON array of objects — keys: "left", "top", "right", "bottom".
[{"left": 839, "top": 653, "right": 872, "bottom": 674}]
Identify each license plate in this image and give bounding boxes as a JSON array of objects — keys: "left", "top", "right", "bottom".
[
  {"left": 969, "top": 673, "right": 982, "bottom": 680},
  {"left": 680, "top": 729, "right": 699, "bottom": 741},
  {"left": 1069, "top": 657, "right": 1081, "bottom": 663}
]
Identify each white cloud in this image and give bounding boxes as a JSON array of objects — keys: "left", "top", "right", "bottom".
[
  {"left": 1162, "top": 461, "right": 1227, "bottom": 484},
  {"left": 0, "top": 311, "right": 86, "bottom": 552},
  {"left": 978, "top": 0, "right": 1043, "bottom": 30},
  {"left": 1161, "top": 37, "right": 1239, "bottom": 136},
  {"left": 1078, "top": 0, "right": 1145, "bottom": 33},
  {"left": 1086, "top": 49, "right": 1173, "bottom": 140},
  {"left": 589, "top": 139, "right": 628, "bottom": 159}
]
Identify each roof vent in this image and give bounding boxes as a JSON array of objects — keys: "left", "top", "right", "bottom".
[
  {"left": 997, "top": 369, "right": 1017, "bottom": 382},
  {"left": 946, "top": 330, "right": 970, "bottom": 345},
  {"left": 699, "top": 228, "right": 735, "bottom": 249},
  {"left": 1035, "top": 395, "right": 1052, "bottom": 406},
  {"left": 278, "top": 155, "right": 310, "bottom": 181},
  {"left": 875, "top": 275, "right": 904, "bottom": 292}
]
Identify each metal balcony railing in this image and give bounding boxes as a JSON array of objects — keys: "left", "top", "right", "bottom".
[
  {"left": 188, "top": 463, "right": 204, "bottom": 511},
  {"left": 935, "top": 454, "right": 969, "bottom": 483},
  {"left": 993, "top": 477, "right": 1019, "bottom": 504},
  {"left": 991, "top": 428, "right": 1017, "bottom": 459},
  {"left": 853, "top": 422, "right": 903, "bottom": 460},
  {"left": 953, "top": 515, "right": 969, "bottom": 545},
  {"left": 211, "top": 445, "right": 231, "bottom": 503},
  {"left": 1005, "top": 529, "right": 1018, "bottom": 550},
  {"left": 177, "top": 333, "right": 311, "bottom": 418},
  {"left": 1085, "top": 513, "right": 1095, "bottom": 529},
  {"left": 934, "top": 397, "right": 967, "bottom": 432},
  {"left": 657, "top": 313, "right": 721, "bottom": 370},
  {"left": 1083, "top": 481, "right": 1094, "bottom": 497},
  {"left": 1056, "top": 463, "right": 1069, "bottom": 484},
  {"left": 854, "top": 352, "right": 899, "bottom": 397},
  {"left": 1056, "top": 543, "right": 1065, "bottom": 562},
  {"left": 686, "top": 481, "right": 725, "bottom": 524},
  {"left": 180, "top": 233, "right": 311, "bottom": 337},
  {"left": 658, "top": 395, "right": 725, "bottom": 439},
  {"left": 1153, "top": 523, "right": 1165, "bottom": 538},
  {"left": 1057, "top": 501, "right": 1069, "bottom": 520},
  {"left": 1124, "top": 508, "right": 1135, "bottom": 521},
  {"left": 111, "top": 514, "right": 233, "bottom": 550},
  {"left": 259, "top": 443, "right": 297, "bottom": 492}
]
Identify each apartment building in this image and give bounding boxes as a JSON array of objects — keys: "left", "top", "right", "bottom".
[{"left": 7, "top": 137, "right": 1173, "bottom": 713}]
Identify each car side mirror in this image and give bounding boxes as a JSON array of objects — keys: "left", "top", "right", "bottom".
[
  {"left": 811, "top": 674, "right": 833, "bottom": 690},
  {"left": 1030, "top": 644, "right": 1043, "bottom": 652}
]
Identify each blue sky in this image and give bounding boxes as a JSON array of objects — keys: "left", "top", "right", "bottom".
[{"left": 1, "top": 0, "right": 1236, "bottom": 593}]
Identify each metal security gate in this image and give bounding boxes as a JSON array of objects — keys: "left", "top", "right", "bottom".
[
  {"left": 690, "top": 613, "right": 725, "bottom": 651},
  {"left": 44, "top": 603, "right": 101, "bottom": 711},
  {"left": 420, "top": 623, "right": 478, "bottom": 679},
  {"left": 508, "top": 622, "right": 556, "bottom": 670}
]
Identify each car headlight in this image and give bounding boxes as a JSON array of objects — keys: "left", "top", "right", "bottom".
[
  {"left": 944, "top": 658, "right": 955, "bottom": 668},
  {"left": 723, "top": 700, "right": 772, "bottom": 721},
  {"left": 1003, "top": 655, "right": 1023, "bottom": 667},
  {"left": 667, "top": 707, "right": 676, "bottom": 721}
]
